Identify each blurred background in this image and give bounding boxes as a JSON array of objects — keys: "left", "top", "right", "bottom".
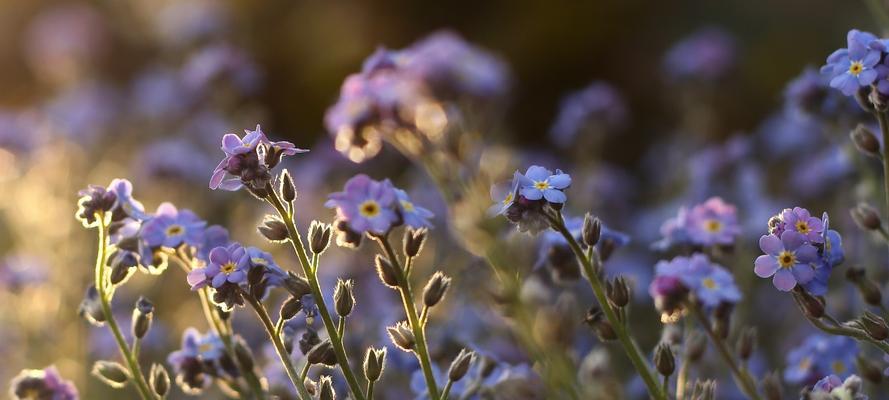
[{"left": 1, "top": 0, "right": 887, "bottom": 399}]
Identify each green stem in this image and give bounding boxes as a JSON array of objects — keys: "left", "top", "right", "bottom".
[
  {"left": 93, "top": 213, "right": 154, "bottom": 400},
  {"left": 675, "top": 320, "right": 692, "bottom": 400},
  {"left": 300, "top": 363, "right": 310, "bottom": 381},
  {"left": 265, "top": 192, "right": 366, "bottom": 400},
  {"left": 440, "top": 380, "right": 454, "bottom": 400},
  {"left": 549, "top": 212, "right": 665, "bottom": 400},
  {"left": 793, "top": 298, "right": 889, "bottom": 354},
  {"left": 366, "top": 380, "right": 375, "bottom": 400},
  {"left": 876, "top": 111, "right": 889, "bottom": 217},
  {"left": 374, "top": 235, "right": 440, "bottom": 400},
  {"left": 688, "top": 304, "right": 762, "bottom": 400},
  {"left": 244, "top": 294, "right": 311, "bottom": 400}
]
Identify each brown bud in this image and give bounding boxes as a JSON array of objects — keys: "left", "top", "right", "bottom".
[
  {"left": 306, "top": 340, "right": 338, "bottom": 366},
  {"left": 447, "top": 349, "right": 475, "bottom": 382},
  {"left": 318, "top": 375, "right": 335, "bottom": 400},
  {"left": 850, "top": 124, "right": 881, "bottom": 158},
  {"left": 131, "top": 297, "right": 154, "bottom": 339},
  {"left": 92, "top": 361, "right": 130, "bottom": 388},
  {"left": 685, "top": 330, "right": 707, "bottom": 362},
  {"left": 387, "top": 321, "right": 416, "bottom": 352},
  {"left": 280, "top": 169, "right": 297, "bottom": 202},
  {"left": 334, "top": 279, "right": 355, "bottom": 317},
  {"left": 761, "top": 371, "right": 782, "bottom": 400},
  {"left": 583, "top": 306, "right": 616, "bottom": 341},
  {"left": 859, "top": 311, "right": 889, "bottom": 341},
  {"left": 233, "top": 338, "right": 255, "bottom": 371},
  {"left": 654, "top": 344, "right": 675, "bottom": 377},
  {"left": 795, "top": 288, "right": 825, "bottom": 319},
  {"left": 856, "top": 356, "right": 883, "bottom": 384},
  {"left": 582, "top": 213, "right": 601, "bottom": 247},
  {"left": 309, "top": 221, "right": 332, "bottom": 255},
  {"left": 258, "top": 215, "right": 289, "bottom": 242},
  {"left": 280, "top": 296, "right": 302, "bottom": 321},
  {"left": 736, "top": 327, "right": 756, "bottom": 361},
  {"left": 606, "top": 276, "right": 630, "bottom": 308},
  {"left": 149, "top": 363, "right": 170, "bottom": 397},
  {"left": 422, "top": 271, "right": 451, "bottom": 308},
  {"left": 284, "top": 271, "right": 312, "bottom": 298},
  {"left": 375, "top": 255, "right": 399, "bottom": 288},
  {"left": 404, "top": 228, "right": 428, "bottom": 258},
  {"left": 363, "top": 347, "right": 387, "bottom": 382},
  {"left": 850, "top": 202, "right": 882, "bottom": 231}
]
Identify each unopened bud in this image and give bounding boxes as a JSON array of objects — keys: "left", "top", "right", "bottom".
[
  {"left": 582, "top": 214, "right": 601, "bottom": 247},
  {"left": 795, "top": 288, "right": 825, "bottom": 319},
  {"left": 307, "top": 340, "right": 338, "bottom": 366},
  {"left": 851, "top": 202, "right": 882, "bottom": 232},
  {"left": 318, "top": 375, "right": 335, "bottom": 400},
  {"left": 713, "top": 302, "right": 734, "bottom": 339},
  {"left": 131, "top": 297, "right": 154, "bottom": 339},
  {"left": 363, "top": 347, "right": 387, "bottom": 382},
  {"left": 691, "top": 379, "right": 716, "bottom": 400},
  {"left": 736, "top": 327, "right": 756, "bottom": 361},
  {"left": 423, "top": 272, "right": 451, "bottom": 308},
  {"left": 856, "top": 356, "right": 883, "bottom": 384},
  {"left": 92, "top": 361, "right": 130, "bottom": 388},
  {"left": 334, "top": 279, "right": 355, "bottom": 317},
  {"left": 149, "top": 363, "right": 170, "bottom": 397},
  {"left": 761, "top": 371, "right": 782, "bottom": 400},
  {"left": 448, "top": 349, "right": 475, "bottom": 382},
  {"left": 234, "top": 338, "right": 255, "bottom": 371},
  {"left": 280, "top": 169, "right": 297, "bottom": 202},
  {"left": 583, "top": 306, "right": 616, "bottom": 341},
  {"left": 685, "top": 330, "right": 707, "bottom": 362},
  {"left": 309, "top": 221, "right": 332, "bottom": 255},
  {"left": 404, "top": 228, "right": 428, "bottom": 258},
  {"left": 79, "top": 285, "right": 106, "bottom": 326},
  {"left": 284, "top": 271, "right": 312, "bottom": 298},
  {"left": 375, "top": 255, "right": 399, "bottom": 288},
  {"left": 859, "top": 311, "right": 889, "bottom": 341},
  {"left": 654, "top": 344, "right": 675, "bottom": 377},
  {"left": 258, "top": 215, "right": 289, "bottom": 242},
  {"left": 280, "top": 296, "right": 302, "bottom": 321},
  {"left": 606, "top": 276, "right": 630, "bottom": 308},
  {"left": 851, "top": 124, "right": 881, "bottom": 158},
  {"left": 387, "top": 321, "right": 416, "bottom": 352}
]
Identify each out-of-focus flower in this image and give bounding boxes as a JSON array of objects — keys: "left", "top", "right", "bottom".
[
  {"left": 9, "top": 366, "right": 78, "bottom": 400},
  {"left": 325, "top": 174, "right": 399, "bottom": 235},
  {"left": 822, "top": 29, "right": 884, "bottom": 96},
  {"left": 0, "top": 255, "right": 47, "bottom": 291},
  {"left": 181, "top": 43, "right": 261, "bottom": 95},
  {"left": 785, "top": 334, "right": 857, "bottom": 385},
  {"left": 153, "top": 0, "right": 229, "bottom": 47},
  {"left": 23, "top": 4, "right": 107, "bottom": 85},
  {"left": 394, "top": 188, "right": 434, "bottom": 228},
  {"left": 130, "top": 67, "right": 191, "bottom": 119},
  {"left": 44, "top": 81, "right": 119, "bottom": 143},
  {"left": 167, "top": 328, "right": 231, "bottom": 394},
  {"left": 656, "top": 197, "right": 740, "bottom": 249},
  {"left": 140, "top": 203, "right": 206, "bottom": 248},
  {"left": 134, "top": 138, "right": 214, "bottom": 183},
  {"left": 549, "top": 81, "right": 627, "bottom": 147},
  {"left": 0, "top": 111, "right": 40, "bottom": 154},
  {"left": 754, "top": 232, "right": 818, "bottom": 292},
  {"left": 813, "top": 375, "right": 843, "bottom": 392},
  {"left": 650, "top": 254, "right": 740, "bottom": 314},
  {"left": 663, "top": 27, "right": 736, "bottom": 82}
]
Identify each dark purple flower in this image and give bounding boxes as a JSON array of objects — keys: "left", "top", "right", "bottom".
[
  {"left": 209, "top": 124, "right": 308, "bottom": 191},
  {"left": 9, "top": 366, "right": 78, "bottom": 400},
  {"left": 140, "top": 202, "right": 206, "bottom": 249},
  {"left": 325, "top": 174, "right": 399, "bottom": 235},
  {"left": 754, "top": 232, "right": 818, "bottom": 291},
  {"left": 75, "top": 184, "right": 117, "bottom": 227}
]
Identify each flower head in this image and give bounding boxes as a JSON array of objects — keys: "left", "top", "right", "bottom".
[
  {"left": 517, "top": 166, "right": 571, "bottom": 204},
  {"left": 325, "top": 174, "right": 399, "bottom": 235},
  {"left": 822, "top": 29, "right": 884, "bottom": 96},
  {"left": 75, "top": 184, "right": 117, "bottom": 227},
  {"left": 209, "top": 124, "right": 308, "bottom": 192},
  {"left": 395, "top": 188, "right": 434, "bottom": 228},
  {"left": 685, "top": 197, "right": 741, "bottom": 246},
  {"left": 140, "top": 202, "right": 206, "bottom": 249},
  {"left": 754, "top": 232, "right": 818, "bottom": 291},
  {"left": 663, "top": 27, "right": 736, "bottom": 82},
  {"left": 167, "top": 328, "right": 229, "bottom": 394},
  {"left": 785, "top": 334, "right": 857, "bottom": 384},
  {"left": 9, "top": 366, "right": 78, "bottom": 400},
  {"left": 781, "top": 207, "right": 824, "bottom": 244},
  {"left": 650, "top": 254, "right": 741, "bottom": 314},
  {"left": 187, "top": 243, "right": 249, "bottom": 290},
  {"left": 550, "top": 81, "right": 627, "bottom": 147}
]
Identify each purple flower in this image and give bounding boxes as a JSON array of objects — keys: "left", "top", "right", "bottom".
[
  {"left": 325, "top": 174, "right": 399, "bottom": 235},
  {"left": 395, "top": 188, "right": 434, "bottom": 228},
  {"left": 181, "top": 43, "right": 261, "bottom": 95},
  {"left": 167, "top": 328, "right": 226, "bottom": 394},
  {"left": 688, "top": 265, "right": 741, "bottom": 308},
  {"left": 663, "top": 27, "right": 736, "bottom": 82},
  {"left": 822, "top": 29, "right": 884, "bottom": 96},
  {"left": 785, "top": 335, "right": 857, "bottom": 384},
  {"left": 780, "top": 207, "right": 824, "bottom": 244},
  {"left": 754, "top": 232, "right": 818, "bottom": 291},
  {"left": 75, "top": 184, "right": 117, "bottom": 227},
  {"left": 650, "top": 254, "right": 740, "bottom": 310},
  {"left": 187, "top": 243, "right": 249, "bottom": 289},
  {"left": 550, "top": 81, "right": 627, "bottom": 147},
  {"left": 210, "top": 124, "right": 308, "bottom": 191},
  {"left": 517, "top": 165, "right": 571, "bottom": 204},
  {"left": 813, "top": 375, "right": 843, "bottom": 392},
  {"left": 107, "top": 178, "right": 148, "bottom": 221},
  {"left": 140, "top": 202, "right": 206, "bottom": 248},
  {"left": 9, "top": 366, "right": 78, "bottom": 400},
  {"left": 685, "top": 197, "right": 741, "bottom": 246}
]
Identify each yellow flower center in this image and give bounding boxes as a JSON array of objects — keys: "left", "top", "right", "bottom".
[
  {"left": 832, "top": 361, "right": 846, "bottom": 374},
  {"left": 199, "top": 343, "right": 214, "bottom": 354},
  {"left": 795, "top": 220, "right": 810, "bottom": 234},
  {"left": 251, "top": 257, "right": 267, "bottom": 266},
  {"left": 778, "top": 250, "right": 796, "bottom": 269},
  {"left": 702, "top": 277, "right": 717, "bottom": 289},
  {"left": 166, "top": 224, "right": 184, "bottom": 236},
  {"left": 798, "top": 356, "right": 811, "bottom": 371},
  {"left": 22, "top": 388, "right": 41, "bottom": 399},
  {"left": 849, "top": 61, "right": 864, "bottom": 76},
  {"left": 401, "top": 200, "right": 415, "bottom": 212},
  {"left": 502, "top": 192, "right": 514, "bottom": 205},
  {"left": 534, "top": 181, "right": 550, "bottom": 190},
  {"left": 359, "top": 200, "right": 380, "bottom": 217},
  {"left": 220, "top": 261, "right": 237, "bottom": 275},
  {"left": 704, "top": 219, "right": 722, "bottom": 233}
]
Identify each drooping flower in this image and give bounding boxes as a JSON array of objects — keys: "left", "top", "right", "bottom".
[
  {"left": 9, "top": 366, "right": 78, "bottom": 400},
  {"left": 209, "top": 124, "right": 308, "bottom": 191},
  {"left": 822, "top": 29, "right": 884, "bottom": 96},
  {"left": 754, "top": 232, "right": 818, "bottom": 291},
  {"left": 140, "top": 202, "right": 206, "bottom": 249},
  {"left": 325, "top": 174, "right": 399, "bottom": 235},
  {"left": 517, "top": 165, "right": 572, "bottom": 204},
  {"left": 394, "top": 188, "right": 434, "bottom": 228},
  {"left": 187, "top": 244, "right": 249, "bottom": 290}
]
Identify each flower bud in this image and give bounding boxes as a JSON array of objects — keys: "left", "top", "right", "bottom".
[
  {"left": 761, "top": 371, "right": 782, "bottom": 400},
  {"left": 712, "top": 302, "right": 733, "bottom": 339},
  {"left": 851, "top": 202, "right": 882, "bottom": 232},
  {"left": 284, "top": 271, "right": 312, "bottom": 298},
  {"left": 582, "top": 213, "right": 601, "bottom": 247},
  {"left": 654, "top": 344, "right": 675, "bottom": 377},
  {"left": 606, "top": 276, "right": 630, "bottom": 308},
  {"left": 131, "top": 297, "right": 154, "bottom": 339},
  {"left": 685, "top": 330, "right": 707, "bottom": 362},
  {"left": 149, "top": 363, "right": 170, "bottom": 397},
  {"left": 258, "top": 215, "right": 289, "bottom": 242},
  {"left": 850, "top": 124, "right": 881, "bottom": 158},
  {"left": 448, "top": 349, "right": 475, "bottom": 382},
  {"left": 856, "top": 356, "right": 883, "bottom": 384},
  {"left": 92, "top": 361, "right": 130, "bottom": 388},
  {"left": 79, "top": 285, "right": 106, "bottom": 326},
  {"left": 363, "top": 347, "right": 387, "bottom": 382},
  {"left": 583, "top": 306, "right": 616, "bottom": 341},
  {"left": 375, "top": 255, "right": 399, "bottom": 288},
  {"left": 423, "top": 272, "right": 451, "bottom": 308},
  {"left": 859, "top": 311, "right": 889, "bottom": 341},
  {"left": 404, "top": 228, "right": 428, "bottom": 258},
  {"left": 307, "top": 340, "right": 338, "bottom": 366},
  {"left": 691, "top": 379, "right": 716, "bottom": 400},
  {"left": 280, "top": 296, "right": 302, "bottom": 321},
  {"left": 309, "top": 221, "right": 332, "bottom": 255},
  {"left": 870, "top": 86, "right": 889, "bottom": 112},
  {"left": 736, "top": 327, "right": 756, "bottom": 361},
  {"left": 387, "top": 321, "right": 416, "bottom": 352},
  {"left": 318, "top": 375, "right": 335, "bottom": 400},
  {"left": 280, "top": 169, "right": 297, "bottom": 202},
  {"left": 334, "top": 279, "right": 355, "bottom": 317},
  {"left": 234, "top": 338, "right": 255, "bottom": 371},
  {"left": 794, "top": 288, "right": 825, "bottom": 319},
  {"left": 859, "top": 278, "right": 883, "bottom": 306}
]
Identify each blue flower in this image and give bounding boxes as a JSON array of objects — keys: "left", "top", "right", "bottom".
[
  {"left": 187, "top": 244, "right": 249, "bottom": 289},
  {"left": 394, "top": 188, "right": 434, "bottom": 228},
  {"left": 140, "top": 202, "right": 207, "bottom": 249},
  {"left": 822, "top": 29, "right": 884, "bottom": 96},
  {"left": 107, "top": 178, "right": 148, "bottom": 221},
  {"left": 325, "top": 174, "right": 399, "bottom": 235},
  {"left": 167, "top": 328, "right": 227, "bottom": 394},
  {"left": 9, "top": 366, "right": 78, "bottom": 400},
  {"left": 785, "top": 334, "right": 857, "bottom": 384},
  {"left": 754, "top": 232, "right": 818, "bottom": 292},
  {"left": 517, "top": 165, "right": 571, "bottom": 204},
  {"left": 487, "top": 172, "right": 521, "bottom": 216}
]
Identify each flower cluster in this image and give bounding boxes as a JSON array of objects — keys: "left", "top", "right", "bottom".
[
  {"left": 785, "top": 334, "right": 857, "bottom": 385},
  {"left": 822, "top": 29, "right": 887, "bottom": 96},
  {"left": 549, "top": 81, "right": 627, "bottom": 147},
  {"left": 649, "top": 253, "right": 741, "bottom": 320},
  {"left": 187, "top": 242, "right": 287, "bottom": 310},
  {"left": 490, "top": 165, "right": 572, "bottom": 233},
  {"left": 9, "top": 366, "right": 78, "bottom": 400},
  {"left": 656, "top": 196, "right": 741, "bottom": 250},
  {"left": 167, "top": 328, "right": 237, "bottom": 394},
  {"left": 754, "top": 207, "right": 844, "bottom": 294},
  {"left": 325, "top": 174, "right": 433, "bottom": 247},
  {"left": 809, "top": 374, "right": 868, "bottom": 399},
  {"left": 209, "top": 124, "right": 308, "bottom": 194}
]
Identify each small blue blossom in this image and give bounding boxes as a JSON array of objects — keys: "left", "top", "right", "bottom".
[
  {"left": 754, "top": 232, "right": 818, "bottom": 292},
  {"left": 785, "top": 334, "right": 857, "bottom": 385},
  {"left": 822, "top": 29, "right": 884, "bottom": 96},
  {"left": 187, "top": 243, "right": 249, "bottom": 289},
  {"left": 517, "top": 165, "right": 571, "bottom": 204},
  {"left": 325, "top": 174, "right": 399, "bottom": 235},
  {"left": 487, "top": 172, "right": 521, "bottom": 216},
  {"left": 394, "top": 188, "right": 434, "bottom": 228},
  {"left": 140, "top": 202, "right": 206, "bottom": 249},
  {"left": 167, "top": 328, "right": 227, "bottom": 394}
]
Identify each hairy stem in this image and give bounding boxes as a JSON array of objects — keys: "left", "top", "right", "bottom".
[
  {"left": 244, "top": 294, "right": 311, "bottom": 400},
  {"left": 876, "top": 111, "right": 889, "bottom": 217},
  {"left": 688, "top": 304, "right": 762, "bottom": 400}
]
